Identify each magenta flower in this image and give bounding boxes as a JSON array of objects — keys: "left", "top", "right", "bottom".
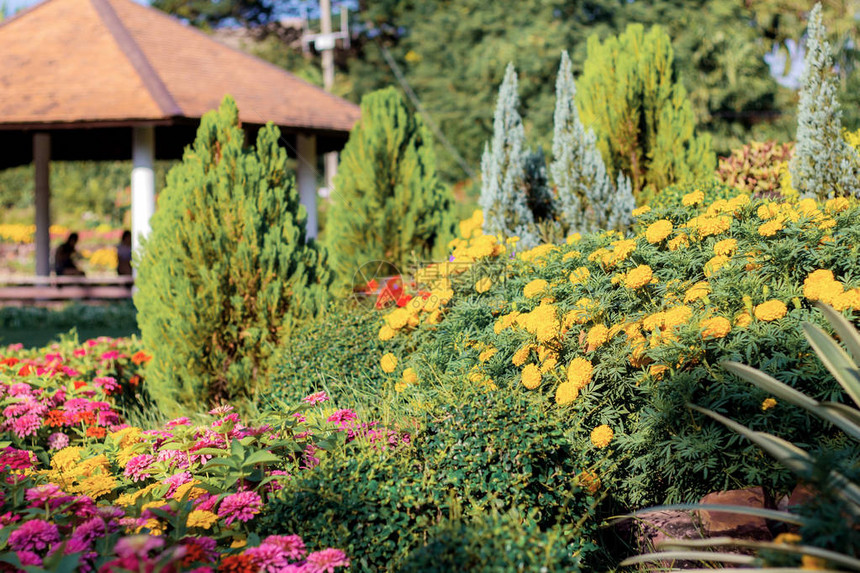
[
  {"left": 326, "top": 409, "right": 358, "bottom": 425},
  {"left": 114, "top": 534, "right": 165, "bottom": 558},
  {"left": 11, "top": 414, "right": 42, "bottom": 438},
  {"left": 165, "top": 417, "right": 191, "bottom": 428},
  {"left": 71, "top": 517, "right": 106, "bottom": 545},
  {"left": 93, "top": 376, "right": 120, "bottom": 393},
  {"left": 302, "top": 391, "right": 329, "bottom": 405},
  {"left": 217, "top": 491, "right": 263, "bottom": 526},
  {"left": 304, "top": 548, "right": 350, "bottom": 572},
  {"left": 245, "top": 543, "right": 291, "bottom": 572},
  {"left": 16, "top": 551, "right": 42, "bottom": 567},
  {"left": 208, "top": 404, "right": 234, "bottom": 416},
  {"left": 8, "top": 519, "right": 60, "bottom": 553},
  {"left": 100, "top": 351, "right": 120, "bottom": 361},
  {"left": 264, "top": 535, "right": 306, "bottom": 560},
  {"left": 124, "top": 454, "right": 155, "bottom": 481},
  {"left": 0, "top": 447, "right": 35, "bottom": 471},
  {"left": 26, "top": 484, "right": 73, "bottom": 511},
  {"left": 162, "top": 471, "right": 193, "bottom": 498}
]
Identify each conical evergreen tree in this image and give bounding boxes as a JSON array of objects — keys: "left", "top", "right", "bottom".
[
  {"left": 135, "top": 96, "right": 331, "bottom": 415},
  {"left": 479, "top": 63, "right": 541, "bottom": 248},
  {"left": 551, "top": 51, "right": 633, "bottom": 234},
  {"left": 326, "top": 87, "right": 455, "bottom": 286},
  {"left": 577, "top": 25, "right": 714, "bottom": 203},
  {"left": 790, "top": 2, "right": 860, "bottom": 199}
]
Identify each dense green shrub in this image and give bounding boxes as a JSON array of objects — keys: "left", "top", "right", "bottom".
[
  {"left": 398, "top": 512, "right": 582, "bottom": 572},
  {"left": 577, "top": 23, "right": 715, "bottom": 203},
  {"left": 326, "top": 87, "right": 455, "bottom": 288},
  {"left": 264, "top": 390, "right": 599, "bottom": 571},
  {"left": 135, "top": 96, "right": 331, "bottom": 415},
  {"left": 716, "top": 141, "right": 794, "bottom": 198}
]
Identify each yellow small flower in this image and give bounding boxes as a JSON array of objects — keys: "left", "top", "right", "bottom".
[
  {"left": 734, "top": 312, "right": 752, "bottom": 328},
  {"left": 590, "top": 425, "right": 614, "bottom": 448},
  {"left": 475, "top": 277, "right": 492, "bottom": 293},
  {"left": 758, "top": 219, "right": 783, "bottom": 237},
  {"left": 825, "top": 197, "right": 849, "bottom": 214},
  {"left": 386, "top": 308, "right": 410, "bottom": 330},
  {"left": 523, "top": 279, "right": 548, "bottom": 298},
  {"left": 380, "top": 353, "right": 397, "bottom": 373},
  {"left": 567, "top": 357, "right": 594, "bottom": 389},
  {"left": 801, "top": 555, "right": 828, "bottom": 569},
  {"left": 645, "top": 219, "right": 673, "bottom": 244},
  {"left": 632, "top": 205, "right": 651, "bottom": 217},
  {"left": 378, "top": 324, "right": 396, "bottom": 341},
  {"left": 704, "top": 254, "right": 729, "bottom": 277},
  {"left": 187, "top": 510, "right": 218, "bottom": 530},
  {"left": 478, "top": 347, "right": 498, "bottom": 362},
  {"left": 521, "top": 364, "right": 542, "bottom": 390},
  {"left": 700, "top": 316, "right": 731, "bottom": 339},
  {"left": 566, "top": 233, "right": 582, "bottom": 244},
  {"left": 683, "top": 281, "right": 710, "bottom": 303},
  {"left": 402, "top": 367, "right": 418, "bottom": 385},
  {"left": 713, "top": 238, "right": 738, "bottom": 256},
  {"left": 624, "top": 265, "right": 654, "bottom": 289},
  {"left": 761, "top": 398, "right": 777, "bottom": 411},
  {"left": 667, "top": 233, "right": 689, "bottom": 251},
  {"left": 577, "top": 470, "right": 601, "bottom": 494},
  {"left": 649, "top": 364, "right": 669, "bottom": 380},
  {"left": 754, "top": 299, "right": 787, "bottom": 321},
  {"left": 512, "top": 344, "right": 533, "bottom": 366},
  {"left": 773, "top": 533, "right": 801, "bottom": 544},
  {"left": 682, "top": 190, "right": 704, "bottom": 206},
  {"left": 569, "top": 267, "right": 590, "bottom": 285},
  {"left": 586, "top": 324, "right": 610, "bottom": 349},
  {"left": 555, "top": 382, "right": 579, "bottom": 405}
]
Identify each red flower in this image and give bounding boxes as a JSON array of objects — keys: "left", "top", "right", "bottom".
[
  {"left": 73, "top": 380, "right": 87, "bottom": 390},
  {"left": 1, "top": 357, "right": 20, "bottom": 367},
  {"left": 218, "top": 555, "right": 256, "bottom": 573},
  {"left": 86, "top": 426, "right": 106, "bottom": 439},
  {"left": 76, "top": 411, "right": 97, "bottom": 425},
  {"left": 363, "top": 279, "right": 378, "bottom": 294},
  {"left": 131, "top": 351, "right": 152, "bottom": 366},
  {"left": 45, "top": 410, "right": 66, "bottom": 428},
  {"left": 17, "top": 365, "right": 31, "bottom": 376},
  {"left": 129, "top": 375, "right": 141, "bottom": 387},
  {"left": 396, "top": 295, "right": 413, "bottom": 307}
]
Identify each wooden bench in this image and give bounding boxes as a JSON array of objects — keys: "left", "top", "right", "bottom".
[{"left": 0, "top": 276, "right": 134, "bottom": 302}]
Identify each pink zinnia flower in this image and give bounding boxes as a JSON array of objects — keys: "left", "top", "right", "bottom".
[
  {"left": 71, "top": 517, "right": 106, "bottom": 545},
  {"left": 73, "top": 348, "right": 87, "bottom": 357},
  {"left": 304, "top": 548, "right": 350, "bottom": 572},
  {"left": 12, "top": 414, "right": 42, "bottom": 438},
  {"left": 218, "top": 491, "right": 262, "bottom": 526},
  {"left": 124, "top": 454, "right": 155, "bottom": 482},
  {"left": 1, "top": 447, "right": 35, "bottom": 470},
  {"left": 16, "top": 551, "right": 42, "bottom": 567},
  {"left": 93, "top": 377, "right": 120, "bottom": 394},
  {"left": 162, "top": 472, "right": 193, "bottom": 498},
  {"left": 165, "top": 417, "right": 191, "bottom": 428},
  {"left": 208, "top": 404, "right": 234, "bottom": 416},
  {"left": 244, "top": 543, "right": 291, "bottom": 572},
  {"left": 263, "top": 535, "right": 306, "bottom": 560},
  {"left": 302, "top": 391, "right": 329, "bottom": 405},
  {"left": 8, "top": 519, "right": 60, "bottom": 552},
  {"left": 326, "top": 409, "right": 358, "bottom": 425},
  {"left": 26, "top": 484, "right": 73, "bottom": 511},
  {"left": 100, "top": 351, "right": 120, "bottom": 361}
]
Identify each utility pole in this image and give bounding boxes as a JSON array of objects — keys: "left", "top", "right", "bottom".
[{"left": 319, "top": 0, "right": 338, "bottom": 195}]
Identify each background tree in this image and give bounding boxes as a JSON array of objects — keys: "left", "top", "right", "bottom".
[
  {"left": 135, "top": 97, "right": 331, "bottom": 414},
  {"left": 551, "top": 51, "right": 632, "bottom": 235},
  {"left": 325, "top": 87, "right": 455, "bottom": 287},
  {"left": 577, "top": 23, "right": 715, "bottom": 203},
  {"left": 790, "top": 3, "right": 860, "bottom": 198}
]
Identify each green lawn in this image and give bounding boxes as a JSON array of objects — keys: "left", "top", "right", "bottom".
[{"left": 0, "top": 302, "right": 139, "bottom": 349}]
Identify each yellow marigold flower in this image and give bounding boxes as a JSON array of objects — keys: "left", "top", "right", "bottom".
[
  {"left": 713, "top": 238, "right": 738, "bottom": 256},
  {"left": 567, "top": 357, "right": 594, "bottom": 389},
  {"left": 71, "top": 475, "right": 116, "bottom": 499},
  {"left": 569, "top": 267, "right": 590, "bottom": 285},
  {"left": 518, "top": 244, "right": 558, "bottom": 263},
  {"left": 682, "top": 190, "right": 704, "bottom": 206},
  {"left": 684, "top": 281, "right": 710, "bottom": 303},
  {"left": 475, "top": 277, "right": 492, "bottom": 293},
  {"left": 667, "top": 233, "right": 689, "bottom": 251},
  {"left": 704, "top": 254, "right": 729, "bottom": 277},
  {"left": 523, "top": 279, "right": 548, "bottom": 298},
  {"left": 494, "top": 311, "right": 520, "bottom": 334},
  {"left": 642, "top": 312, "right": 665, "bottom": 331},
  {"left": 590, "top": 425, "right": 614, "bottom": 448},
  {"left": 632, "top": 205, "right": 651, "bottom": 217},
  {"left": 734, "top": 312, "right": 752, "bottom": 328},
  {"left": 754, "top": 299, "right": 788, "bottom": 321},
  {"left": 479, "top": 348, "right": 498, "bottom": 363},
  {"left": 567, "top": 233, "right": 582, "bottom": 244},
  {"left": 402, "top": 368, "right": 418, "bottom": 385},
  {"left": 173, "top": 483, "right": 205, "bottom": 502},
  {"left": 796, "top": 197, "right": 818, "bottom": 216},
  {"left": 700, "top": 316, "right": 731, "bottom": 339},
  {"left": 649, "top": 364, "right": 669, "bottom": 380},
  {"left": 459, "top": 210, "right": 483, "bottom": 238},
  {"left": 825, "top": 197, "right": 849, "bottom": 214},
  {"left": 555, "top": 382, "right": 579, "bottom": 405},
  {"left": 468, "top": 235, "right": 497, "bottom": 258},
  {"left": 610, "top": 238, "right": 637, "bottom": 262},
  {"left": 512, "top": 344, "right": 533, "bottom": 366},
  {"left": 524, "top": 303, "right": 560, "bottom": 343},
  {"left": 818, "top": 218, "right": 836, "bottom": 230},
  {"left": 427, "top": 310, "right": 443, "bottom": 324},
  {"left": 774, "top": 533, "right": 801, "bottom": 544},
  {"left": 521, "top": 364, "right": 542, "bottom": 390},
  {"left": 697, "top": 215, "right": 732, "bottom": 238},
  {"left": 588, "top": 248, "right": 609, "bottom": 263},
  {"left": 51, "top": 447, "right": 82, "bottom": 473},
  {"left": 134, "top": 518, "right": 163, "bottom": 536},
  {"left": 577, "top": 470, "right": 601, "bottom": 494},
  {"left": 758, "top": 219, "right": 783, "bottom": 237},
  {"left": 757, "top": 203, "right": 780, "bottom": 220},
  {"left": 706, "top": 199, "right": 729, "bottom": 215},
  {"left": 386, "top": 308, "right": 410, "bottom": 330},
  {"left": 728, "top": 193, "right": 750, "bottom": 209},
  {"left": 586, "top": 324, "right": 610, "bottom": 349},
  {"left": 380, "top": 353, "right": 397, "bottom": 373},
  {"left": 187, "top": 510, "right": 218, "bottom": 530},
  {"left": 761, "top": 398, "right": 777, "bottom": 411},
  {"left": 645, "top": 219, "right": 673, "bottom": 244},
  {"left": 801, "top": 555, "right": 828, "bottom": 570},
  {"left": 540, "top": 358, "right": 558, "bottom": 373},
  {"left": 624, "top": 265, "right": 654, "bottom": 289},
  {"left": 803, "top": 270, "right": 838, "bottom": 299},
  {"left": 832, "top": 288, "right": 860, "bottom": 312},
  {"left": 663, "top": 306, "right": 693, "bottom": 329}
]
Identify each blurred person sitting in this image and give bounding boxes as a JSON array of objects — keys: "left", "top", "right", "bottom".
[
  {"left": 54, "top": 232, "right": 85, "bottom": 276},
  {"left": 117, "top": 230, "right": 132, "bottom": 276}
]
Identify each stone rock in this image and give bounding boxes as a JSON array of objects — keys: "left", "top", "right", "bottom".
[
  {"left": 787, "top": 483, "right": 816, "bottom": 509},
  {"left": 698, "top": 487, "right": 772, "bottom": 540},
  {"left": 634, "top": 510, "right": 703, "bottom": 570}
]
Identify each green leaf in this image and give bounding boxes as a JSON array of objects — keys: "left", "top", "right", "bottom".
[
  {"left": 620, "top": 550, "right": 755, "bottom": 566},
  {"left": 802, "top": 322, "right": 860, "bottom": 407},
  {"left": 615, "top": 504, "right": 806, "bottom": 526},
  {"left": 815, "top": 302, "right": 860, "bottom": 365},
  {"left": 242, "top": 450, "right": 281, "bottom": 468}
]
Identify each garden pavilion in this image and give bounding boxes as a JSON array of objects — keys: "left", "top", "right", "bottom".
[{"left": 0, "top": 0, "right": 360, "bottom": 275}]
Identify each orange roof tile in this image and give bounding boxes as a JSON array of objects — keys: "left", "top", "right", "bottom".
[{"left": 0, "top": 0, "right": 360, "bottom": 133}]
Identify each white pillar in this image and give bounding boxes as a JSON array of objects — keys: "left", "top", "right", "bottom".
[
  {"left": 324, "top": 151, "right": 338, "bottom": 196},
  {"left": 296, "top": 133, "right": 318, "bottom": 239},
  {"left": 33, "top": 133, "right": 51, "bottom": 277},
  {"left": 131, "top": 126, "right": 156, "bottom": 256}
]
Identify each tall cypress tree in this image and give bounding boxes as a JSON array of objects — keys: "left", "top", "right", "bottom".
[
  {"left": 551, "top": 51, "right": 633, "bottom": 235},
  {"left": 135, "top": 96, "right": 331, "bottom": 414},
  {"left": 577, "top": 24, "right": 715, "bottom": 203},
  {"left": 790, "top": 3, "right": 860, "bottom": 199},
  {"left": 326, "top": 87, "right": 455, "bottom": 287},
  {"left": 480, "top": 63, "right": 541, "bottom": 248}
]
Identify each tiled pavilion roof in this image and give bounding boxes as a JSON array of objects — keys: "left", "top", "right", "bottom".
[{"left": 0, "top": 0, "right": 360, "bottom": 133}]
